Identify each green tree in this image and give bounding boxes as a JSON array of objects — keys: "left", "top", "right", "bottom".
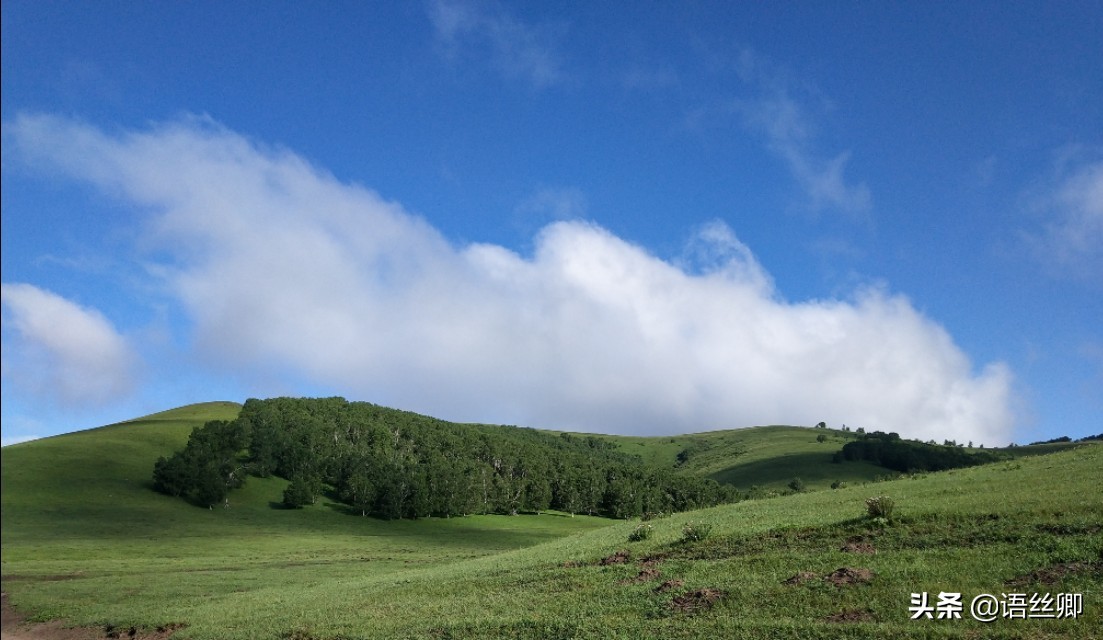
[{"left": 283, "top": 473, "right": 322, "bottom": 508}]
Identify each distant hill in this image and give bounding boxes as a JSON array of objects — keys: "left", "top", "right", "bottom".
[
  {"left": 1, "top": 401, "right": 243, "bottom": 542},
  {"left": 599, "top": 425, "right": 888, "bottom": 492},
  {"left": 151, "top": 397, "right": 738, "bottom": 518}
]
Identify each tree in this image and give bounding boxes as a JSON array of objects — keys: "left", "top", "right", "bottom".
[
  {"left": 341, "top": 466, "right": 376, "bottom": 517},
  {"left": 152, "top": 454, "right": 190, "bottom": 497},
  {"left": 283, "top": 473, "right": 322, "bottom": 508},
  {"left": 151, "top": 419, "right": 248, "bottom": 508},
  {"left": 154, "top": 397, "right": 739, "bottom": 520}
]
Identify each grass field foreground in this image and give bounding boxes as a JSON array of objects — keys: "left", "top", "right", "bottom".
[{"left": 2, "top": 404, "right": 1101, "bottom": 638}]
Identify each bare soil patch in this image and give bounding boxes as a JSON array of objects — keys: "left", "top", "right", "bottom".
[
  {"left": 670, "top": 587, "right": 724, "bottom": 613},
  {"left": 617, "top": 567, "right": 660, "bottom": 585},
  {"left": 1, "top": 592, "right": 181, "bottom": 640},
  {"left": 824, "top": 567, "right": 875, "bottom": 587},
  {"left": 840, "top": 541, "right": 876, "bottom": 554},
  {"left": 1005, "top": 561, "right": 1101, "bottom": 587},
  {"left": 782, "top": 571, "right": 818, "bottom": 585},
  {"left": 653, "top": 579, "right": 684, "bottom": 593},
  {"left": 599, "top": 550, "right": 631, "bottom": 566},
  {"left": 638, "top": 554, "right": 665, "bottom": 568}
]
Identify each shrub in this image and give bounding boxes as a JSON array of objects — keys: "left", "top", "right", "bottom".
[
  {"left": 680, "top": 522, "right": 713, "bottom": 543},
  {"left": 628, "top": 523, "right": 653, "bottom": 542},
  {"left": 788, "top": 477, "right": 805, "bottom": 492},
  {"left": 831, "top": 480, "right": 846, "bottom": 490},
  {"left": 865, "top": 496, "right": 895, "bottom": 520}
]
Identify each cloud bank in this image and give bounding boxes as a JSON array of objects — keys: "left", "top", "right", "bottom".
[
  {"left": 4, "top": 114, "right": 1014, "bottom": 443},
  {"left": 0, "top": 282, "right": 137, "bottom": 407}
]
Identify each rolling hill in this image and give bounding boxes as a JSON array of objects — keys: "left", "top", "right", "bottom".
[
  {"left": 2, "top": 401, "right": 1100, "bottom": 639},
  {"left": 599, "top": 425, "right": 889, "bottom": 491}
]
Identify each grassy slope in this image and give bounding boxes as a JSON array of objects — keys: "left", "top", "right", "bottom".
[
  {"left": 3, "top": 404, "right": 1101, "bottom": 639},
  {"left": 604, "top": 426, "right": 888, "bottom": 491},
  {"left": 0, "top": 403, "right": 610, "bottom": 626},
  {"left": 1, "top": 401, "right": 243, "bottom": 543},
  {"left": 605, "top": 426, "right": 1087, "bottom": 493}
]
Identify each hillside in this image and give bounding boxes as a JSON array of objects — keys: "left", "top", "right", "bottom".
[
  {"left": 601, "top": 425, "right": 889, "bottom": 491},
  {"left": 2, "top": 403, "right": 1100, "bottom": 639},
  {"left": 602, "top": 425, "right": 1089, "bottom": 493},
  {"left": 148, "top": 397, "right": 736, "bottom": 518}
]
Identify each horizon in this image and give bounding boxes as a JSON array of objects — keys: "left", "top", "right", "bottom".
[{"left": 3, "top": 2, "right": 1101, "bottom": 447}]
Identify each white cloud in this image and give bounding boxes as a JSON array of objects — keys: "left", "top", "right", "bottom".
[
  {"left": 729, "top": 50, "right": 871, "bottom": 215},
  {"left": 428, "top": 0, "right": 565, "bottom": 88},
  {"left": 736, "top": 91, "right": 871, "bottom": 215},
  {"left": 3, "top": 114, "right": 1014, "bottom": 444},
  {"left": 0, "top": 282, "right": 138, "bottom": 407},
  {"left": 1024, "top": 158, "right": 1103, "bottom": 285}
]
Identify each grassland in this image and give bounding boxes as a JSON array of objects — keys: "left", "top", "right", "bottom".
[
  {"left": 2, "top": 403, "right": 1101, "bottom": 639},
  {"left": 603, "top": 426, "right": 890, "bottom": 491}
]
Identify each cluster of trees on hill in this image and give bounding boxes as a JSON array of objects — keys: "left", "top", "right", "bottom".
[
  {"left": 836, "top": 431, "right": 1002, "bottom": 473},
  {"left": 1028, "top": 434, "right": 1102, "bottom": 445},
  {"left": 153, "top": 397, "right": 737, "bottom": 518}
]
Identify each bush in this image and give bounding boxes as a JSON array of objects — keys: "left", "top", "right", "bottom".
[
  {"left": 680, "top": 522, "right": 713, "bottom": 543},
  {"left": 830, "top": 480, "right": 846, "bottom": 490},
  {"left": 788, "top": 477, "right": 805, "bottom": 493},
  {"left": 628, "top": 523, "right": 653, "bottom": 542},
  {"left": 865, "top": 496, "right": 894, "bottom": 520},
  {"left": 282, "top": 475, "right": 320, "bottom": 508}
]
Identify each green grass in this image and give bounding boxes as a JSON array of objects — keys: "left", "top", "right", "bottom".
[
  {"left": 1, "top": 403, "right": 612, "bottom": 635},
  {"left": 602, "top": 425, "right": 888, "bottom": 491},
  {"left": 3, "top": 404, "right": 1101, "bottom": 639}
]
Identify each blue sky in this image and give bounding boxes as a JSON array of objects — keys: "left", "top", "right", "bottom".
[{"left": 2, "top": 1, "right": 1100, "bottom": 447}]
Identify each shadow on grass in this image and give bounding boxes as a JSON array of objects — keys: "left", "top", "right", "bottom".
[{"left": 709, "top": 451, "right": 885, "bottom": 488}]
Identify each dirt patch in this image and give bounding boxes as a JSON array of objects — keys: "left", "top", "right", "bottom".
[
  {"left": 823, "top": 608, "right": 876, "bottom": 623},
  {"left": 824, "top": 567, "right": 875, "bottom": 586},
  {"left": 783, "top": 571, "right": 819, "bottom": 585},
  {"left": 617, "top": 567, "right": 660, "bottom": 585},
  {"left": 1006, "top": 561, "right": 1101, "bottom": 587},
  {"left": 1, "top": 592, "right": 182, "bottom": 640},
  {"left": 638, "top": 554, "right": 666, "bottom": 568},
  {"left": 670, "top": 587, "right": 724, "bottom": 613},
  {"left": 653, "top": 579, "right": 684, "bottom": 593},
  {"left": 599, "top": 550, "right": 631, "bottom": 566},
  {"left": 105, "top": 625, "right": 182, "bottom": 639},
  {"left": 840, "top": 541, "right": 876, "bottom": 554}
]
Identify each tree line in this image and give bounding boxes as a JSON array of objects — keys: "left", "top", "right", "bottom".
[
  {"left": 153, "top": 397, "right": 737, "bottom": 518},
  {"left": 836, "top": 431, "right": 1003, "bottom": 472}
]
